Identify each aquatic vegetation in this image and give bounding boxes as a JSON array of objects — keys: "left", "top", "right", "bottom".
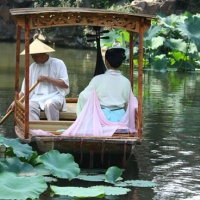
[
  {"left": 0, "top": 134, "right": 157, "bottom": 199},
  {"left": 0, "top": 172, "right": 47, "bottom": 199},
  {"left": 99, "top": 12, "right": 200, "bottom": 72},
  {"left": 105, "top": 166, "right": 123, "bottom": 184},
  {"left": 51, "top": 186, "right": 105, "bottom": 198},
  {"left": 36, "top": 150, "right": 80, "bottom": 180}
]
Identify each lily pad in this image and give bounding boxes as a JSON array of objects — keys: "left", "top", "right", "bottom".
[
  {"left": 105, "top": 166, "right": 123, "bottom": 184},
  {"left": 37, "top": 150, "right": 80, "bottom": 180},
  {"left": 44, "top": 176, "right": 57, "bottom": 183},
  {"left": 34, "top": 163, "right": 51, "bottom": 176},
  {"left": 77, "top": 174, "right": 105, "bottom": 182},
  {"left": 0, "top": 157, "right": 37, "bottom": 176},
  {"left": 3, "top": 138, "right": 34, "bottom": 160},
  {"left": 0, "top": 172, "right": 47, "bottom": 200},
  {"left": 91, "top": 185, "right": 131, "bottom": 196},
  {"left": 50, "top": 185, "right": 105, "bottom": 198}
]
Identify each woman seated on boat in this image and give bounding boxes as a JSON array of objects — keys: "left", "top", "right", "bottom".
[
  {"left": 77, "top": 48, "right": 133, "bottom": 121},
  {"left": 62, "top": 48, "right": 138, "bottom": 137},
  {"left": 7, "top": 38, "right": 70, "bottom": 121}
]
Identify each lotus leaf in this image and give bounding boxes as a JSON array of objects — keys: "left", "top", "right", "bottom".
[
  {"left": 164, "top": 38, "right": 187, "bottom": 53},
  {"left": 157, "top": 13, "right": 181, "bottom": 29},
  {"left": 3, "top": 138, "right": 34, "bottom": 159},
  {"left": 50, "top": 185, "right": 105, "bottom": 198},
  {"left": 151, "top": 58, "right": 169, "bottom": 70},
  {"left": 44, "top": 176, "right": 57, "bottom": 183},
  {"left": 105, "top": 166, "right": 123, "bottom": 184},
  {"left": 144, "top": 25, "right": 162, "bottom": 41},
  {"left": 77, "top": 174, "right": 105, "bottom": 182},
  {"left": 117, "top": 30, "right": 130, "bottom": 45},
  {"left": 174, "top": 60, "right": 195, "bottom": 71},
  {"left": 155, "top": 54, "right": 166, "bottom": 59},
  {"left": 0, "top": 134, "right": 4, "bottom": 144},
  {"left": 91, "top": 185, "right": 131, "bottom": 196},
  {"left": 177, "top": 16, "right": 200, "bottom": 51},
  {"left": 0, "top": 157, "right": 37, "bottom": 176},
  {"left": 145, "top": 36, "right": 165, "bottom": 50},
  {"left": 171, "top": 51, "right": 186, "bottom": 61},
  {"left": 0, "top": 172, "right": 47, "bottom": 199},
  {"left": 100, "top": 31, "right": 117, "bottom": 47},
  {"left": 195, "top": 60, "right": 200, "bottom": 66},
  {"left": 37, "top": 150, "right": 80, "bottom": 179},
  {"left": 187, "top": 42, "right": 198, "bottom": 54},
  {"left": 34, "top": 163, "right": 51, "bottom": 176}
]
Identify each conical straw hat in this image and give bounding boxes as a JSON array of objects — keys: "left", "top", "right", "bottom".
[{"left": 20, "top": 38, "right": 55, "bottom": 55}]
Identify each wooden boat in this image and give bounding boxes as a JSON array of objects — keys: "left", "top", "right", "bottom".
[{"left": 9, "top": 7, "right": 154, "bottom": 168}]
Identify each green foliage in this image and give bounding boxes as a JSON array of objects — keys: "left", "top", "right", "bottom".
[
  {"left": 0, "top": 157, "right": 37, "bottom": 175},
  {"left": 36, "top": 150, "right": 80, "bottom": 180},
  {"left": 105, "top": 166, "right": 123, "bottom": 184},
  {"left": 51, "top": 185, "right": 105, "bottom": 198},
  {"left": 176, "top": 15, "right": 200, "bottom": 51},
  {"left": 3, "top": 137, "right": 34, "bottom": 160},
  {"left": 143, "top": 12, "right": 200, "bottom": 71},
  {"left": 0, "top": 172, "right": 47, "bottom": 200},
  {"left": 0, "top": 135, "right": 157, "bottom": 199},
  {"left": 92, "top": 185, "right": 131, "bottom": 196},
  {"left": 98, "top": 12, "right": 199, "bottom": 72}
]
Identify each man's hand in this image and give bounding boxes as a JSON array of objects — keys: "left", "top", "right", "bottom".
[
  {"left": 38, "top": 75, "right": 46, "bottom": 82},
  {"left": 37, "top": 75, "right": 68, "bottom": 89}
]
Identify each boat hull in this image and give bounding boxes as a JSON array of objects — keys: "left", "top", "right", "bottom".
[{"left": 15, "top": 126, "right": 139, "bottom": 168}]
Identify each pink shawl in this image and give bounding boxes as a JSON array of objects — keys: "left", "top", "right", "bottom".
[
  {"left": 30, "top": 90, "right": 138, "bottom": 137},
  {"left": 62, "top": 90, "right": 138, "bottom": 137}
]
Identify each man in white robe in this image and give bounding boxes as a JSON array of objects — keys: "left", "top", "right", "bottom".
[{"left": 7, "top": 39, "right": 69, "bottom": 120}]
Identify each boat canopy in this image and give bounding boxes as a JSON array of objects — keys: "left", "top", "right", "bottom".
[
  {"left": 10, "top": 7, "right": 153, "bottom": 32},
  {"left": 10, "top": 7, "right": 155, "bottom": 138}
]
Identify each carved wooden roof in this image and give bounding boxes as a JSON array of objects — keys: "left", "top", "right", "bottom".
[{"left": 10, "top": 7, "right": 155, "bottom": 32}]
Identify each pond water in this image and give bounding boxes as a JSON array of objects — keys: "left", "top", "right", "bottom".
[{"left": 0, "top": 42, "right": 200, "bottom": 200}]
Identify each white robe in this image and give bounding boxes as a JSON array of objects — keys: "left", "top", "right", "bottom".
[
  {"left": 77, "top": 69, "right": 132, "bottom": 115},
  {"left": 21, "top": 57, "right": 69, "bottom": 111}
]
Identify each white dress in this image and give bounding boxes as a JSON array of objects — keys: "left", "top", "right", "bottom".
[
  {"left": 21, "top": 57, "right": 69, "bottom": 111},
  {"left": 77, "top": 69, "right": 131, "bottom": 116}
]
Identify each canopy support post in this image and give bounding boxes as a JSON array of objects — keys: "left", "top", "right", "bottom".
[
  {"left": 129, "top": 32, "right": 134, "bottom": 90},
  {"left": 14, "top": 25, "right": 21, "bottom": 125},
  {"left": 24, "top": 15, "right": 30, "bottom": 139},
  {"left": 138, "top": 18, "right": 144, "bottom": 139}
]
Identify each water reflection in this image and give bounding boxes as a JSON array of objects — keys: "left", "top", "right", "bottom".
[
  {"left": 1, "top": 42, "right": 200, "bottom": 199},
  {"left": 141, "top": 70, "right": 200, "bottom": 199}
]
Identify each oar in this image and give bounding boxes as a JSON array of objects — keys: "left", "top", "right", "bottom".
[{"left": 0, "top": 81, "right": 39, "bottom": 125}]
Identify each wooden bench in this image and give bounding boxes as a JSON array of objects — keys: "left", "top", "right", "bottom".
[{"left": 40, "top": 101, "right": 77, "bottom": 121}]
